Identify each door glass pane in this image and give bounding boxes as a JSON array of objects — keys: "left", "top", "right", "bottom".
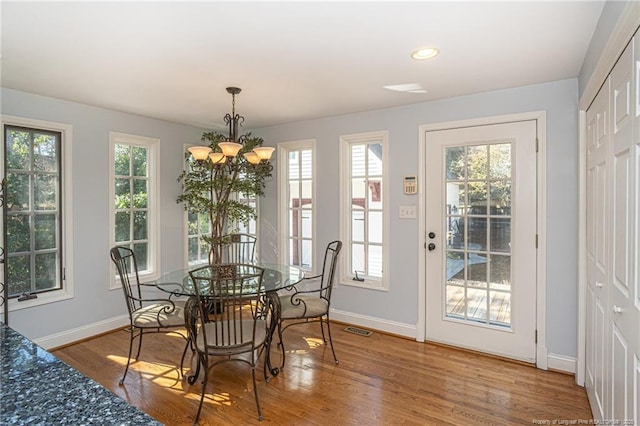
[
  {"left": 351, "top": 145, "right": 365, "bottom": 176},
  {"left": 490, "top": 181, "right": 511, "bottom": 215},
  {"left": 446, "top": 146, "right": 465, "bottom": 181},
  {"left": 489, "top": 254, "right": 511, "bottom": 291},
  {"left": 489, "top": 143, "right": 511, "bottom": 179},
  {"left": 351, "top": 178, "right": 365, "bottom": 207},
  {"left": 467, "top": 145, "right": 488, "bottom": 180},
  {"left": 490, "top": 218, "right": 511, "bottom": 252},
  {"left": 115, "top": 178, "right": 131, "bottom": 209},
  {"left": 446, "top": 285, "right": 464, "bottom": 318},
  {"left": 489, "top": 291, "right": 510, "bottom": 326},
  {"left": 444, "top": 143, "right": 512, "bottom": 328},
  {"left": 134, "top": 211, "right": 147, "bottom": 240}
]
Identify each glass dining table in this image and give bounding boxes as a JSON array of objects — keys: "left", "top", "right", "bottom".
[{"left": 153, "top": 263, "right": 305, "bottom": 378}]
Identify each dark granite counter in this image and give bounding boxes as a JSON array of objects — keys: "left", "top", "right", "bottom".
[{"left": 0, "top": 322, "right": 162, "bottom": 425}]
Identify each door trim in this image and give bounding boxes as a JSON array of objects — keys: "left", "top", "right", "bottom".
[{"left": 416, "top": 111, "right": 548, "bottom": 370}]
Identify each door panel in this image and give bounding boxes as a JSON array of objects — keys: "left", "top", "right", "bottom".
[
  {"left": 425, "top": 120, "right": 536, "bottom": 362},
  {"left": 586, "top": 78, "right": 610, "bottom": 420},
  {"left": 609, "top": 40, "right": 638, "bottom": 422}
]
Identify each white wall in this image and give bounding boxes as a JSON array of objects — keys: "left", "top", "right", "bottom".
[
  {"left": 1, "top": 88, "right": 203, "bottom": 343},
  {"left": 254, "top": 78, "right": 580, "bottom": 359}
]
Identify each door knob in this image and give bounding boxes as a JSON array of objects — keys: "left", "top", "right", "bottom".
[
  {"left": 595, "top": 281, "right": 603, "bottom": 288},
  {"left": 612, "top": 305, "right": 622, "bottom": 314},
  {"left": 428, "top": 232, "right": 436, "bottom": 239},
  {"left": 428, "top": 243, "right": 436, "bottom": 251}
]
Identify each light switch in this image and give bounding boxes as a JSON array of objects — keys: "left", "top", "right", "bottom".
[{"left": 399, "top": 205, "right": 417, "bottom": 219}]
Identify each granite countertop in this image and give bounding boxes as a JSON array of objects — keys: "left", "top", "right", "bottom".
[{"left": 0, "top": 322, "right": 162, "bottom": 425}]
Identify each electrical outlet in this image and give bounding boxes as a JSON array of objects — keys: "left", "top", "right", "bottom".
[{"left": 399, "top": 205, "right": 417, "bottom": 218}]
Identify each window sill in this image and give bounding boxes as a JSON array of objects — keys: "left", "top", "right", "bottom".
[
  {"left": 4, "top": 288, "right": 74, "bottom": 313},
  {"left": 339, "top": 278, "right": 388, "bottom": 291}
]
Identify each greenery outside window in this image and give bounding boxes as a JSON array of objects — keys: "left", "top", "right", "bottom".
[
  {"left": 109, "top": 132, "right": 159, "bottom": 287},
  {"left": 1, "top": 115, "right": 74, "bottom": 312},
  {"left": 339, "top": 131, "right": 389, "bottom": 290}
]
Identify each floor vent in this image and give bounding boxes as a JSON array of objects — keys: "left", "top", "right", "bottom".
[{"left": 344, "top": 326, "right": 373, "bottom": 337}]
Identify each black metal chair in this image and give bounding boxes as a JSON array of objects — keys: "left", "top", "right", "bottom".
[
  {"left": 185, "top": 263, "right": 267, "bottom": 423},
  {"left": 276, "top": 240, "right": 342, "bottom": 368},
  {"left": 110, "top": 246, "right": 187, "bottom": 385},
  {"left": 214, "top": 233, "right": 257, "bottom": 264}
]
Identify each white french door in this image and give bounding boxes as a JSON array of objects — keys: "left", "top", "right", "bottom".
[{"left": 424, "top": 120, "right": 538, "bottom": 362}]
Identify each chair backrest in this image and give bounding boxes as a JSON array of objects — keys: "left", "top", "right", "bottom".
[
  {"left": 187, "top": 263, "right": 265, "bottom": 351},
  {"left": 110, "top": 246, "right": 143, "bottom": 316},
  {"left": 318, "top": 240, "right": 342, "bottom": 301},
  {"left": 214, "top": 233, "right": 257, "bottom": 264}
]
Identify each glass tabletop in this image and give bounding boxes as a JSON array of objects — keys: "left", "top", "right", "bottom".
[{"left": 154, "top": 263, "right": 305, "bottom": 297}]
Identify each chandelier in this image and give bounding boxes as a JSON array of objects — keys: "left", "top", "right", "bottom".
[{"left": 187, "top": 87, "right": 274, "bottom": 165}]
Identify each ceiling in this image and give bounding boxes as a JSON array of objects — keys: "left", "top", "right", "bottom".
[{"left": 1, "top": 1, "right": 605, "bottom": 131}]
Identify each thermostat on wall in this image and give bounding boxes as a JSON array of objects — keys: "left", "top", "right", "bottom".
[{"left": 403, "top": 176, "right": 417, "bottom": 194}]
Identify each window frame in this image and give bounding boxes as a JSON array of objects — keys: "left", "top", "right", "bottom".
[
  {"left": 277, "top": 139, "right": 316, "bottom": 274},
  {"left": 339, "top": 130, "right": 390, "bottom": 291},
  {"left": 0, "top": 115, "right": 74, "bottom": 312},
  {"left": 109, "top": 132, "right": 160, "bottom": 289}
]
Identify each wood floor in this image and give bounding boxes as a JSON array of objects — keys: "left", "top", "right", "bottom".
[{"left": 54, "top": 322, "right": 592, "bottom": 425}]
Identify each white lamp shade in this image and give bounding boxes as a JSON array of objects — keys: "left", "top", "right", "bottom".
[
  {"left": 218, "top": 141, "right": 243, "bottom": 157},
  {"left": 243, "top": 152, "right": 260, "bottom": 165},
  {"left": 252, "top": 146, "right": 275, "bottom": 161},
  {"left": 188, "top": 146, "right": 212, "bottom": 160},
  {"left": 208, "top": 152, "right": 227, "bottom": 164}
]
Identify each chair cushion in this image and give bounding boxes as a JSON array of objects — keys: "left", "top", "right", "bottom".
[
  {"left": 132, "top": 300, "right": 185, "bottom": 328},
  {"left": 279, "top": 294, "right": 328, "bottom": 319},
  {"left": 196, "top": 319, "right": 267, "bottom": 356}
]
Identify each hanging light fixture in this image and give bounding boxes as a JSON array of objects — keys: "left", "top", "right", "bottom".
[{"left": 187, "top": 87, "right": 274, "bottom": 164}]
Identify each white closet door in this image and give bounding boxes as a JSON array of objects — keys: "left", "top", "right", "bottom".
[{"left": 586, "top": 78, "right": 611, "bottom": 421}]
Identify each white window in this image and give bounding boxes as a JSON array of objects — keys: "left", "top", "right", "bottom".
[
  {"left": 278, "top": 140, "right": 315, "bottom": 272},
  {"left": 109, "top": 132, "right": 160, "bottom": 288},
  {"left": 1, "top": 115, "right": 74, "bottom": 312},
  {"left": 340, "top": 131, "right": 389, "bottom": 290}
]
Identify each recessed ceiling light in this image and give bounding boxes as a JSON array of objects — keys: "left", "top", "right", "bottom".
[
  {"left": 411, "top": 48, "right": 439, "bottom": 60},
  {"left": 383, "top": 83, "right": 427, "bottom": 94}
]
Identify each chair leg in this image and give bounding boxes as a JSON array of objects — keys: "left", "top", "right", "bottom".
[
  {"left": 193, "top": 354, "right": 208, "bottom": 425},
  {"left": 120, "top": 327, "right": 135, "bottom": 385},
  {"left": 134, "top": 329, "right": 143, "bottom": 359},
  {"left": 276, "top": 320, "right": 286, "bottom": 370},
  {"left": 324, "top": 316, "right": 339, "bottom": 365},
  {"left": 179, "top": 337, "right": 192, "bottom": 378},
  {"left": 251, "top": 359, "right": 263, "bottom": 421}
]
